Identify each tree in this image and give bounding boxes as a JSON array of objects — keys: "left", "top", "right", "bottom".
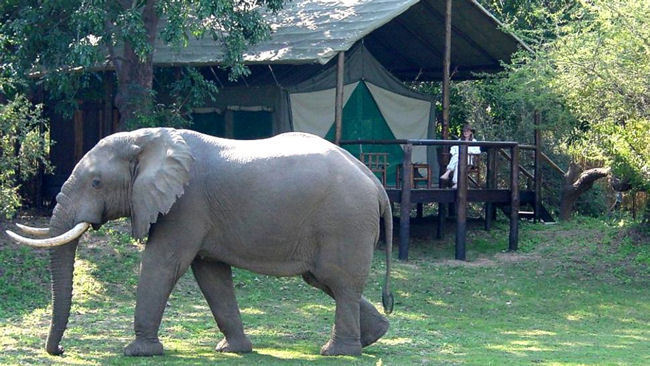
[
  {"left": 0, "top": 91, "right": 51, "bottom": 218},
  {"left": 546, "top": 0, "right": 650, "bottom": 191},
  {"left": 1, "top": 0, "right": 285, "bottom": 130},
  {"left": 476, "top": 0, "right": 649, "bottom": 219}
]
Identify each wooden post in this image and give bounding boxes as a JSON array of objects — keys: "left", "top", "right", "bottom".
[
  {"left": 437, "top": 202, "right": 445, "bottom": 239},
  {"left": 399, "top": 144, "right": 413, "bottom": 260},
  {"left": 103, "top": 73, "right": 114, "bottom": 137},
  {"left": 509, "top": 145, "right": 520, "bottom": 251},
  {"left": 441, "top": 0, "right": 452, "bottom": 163},
  {"left": 74, "top": 109, "right": 84, "bottom": 163},
  {"left": 534, "top": 110, "right": 542, "bottom": 223},
  {"left": 485, "top": 147, "right": 497, "bottom": 230},
  {"left": 455, "top": 144, "right": 468, "bottom": 260},
  {"left": 334, "top": 51, "right": 345, "bottom": 145},
  {"left": 225, "top": 109, "right": 234, "bottom": 138}
]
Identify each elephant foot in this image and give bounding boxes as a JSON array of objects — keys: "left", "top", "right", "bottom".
[
  {"left": 320, "top": 338, "right": 361, "bottom": 356},
  {"left": 215, "top": 336, "right": 252, "bottom": 353},
  {"left": 46, "top": 344, "right": 64, "bottom": 356},
  {"left": 361, "top": 313, "right": 389, "bottom": 347},
  {"left": 124, "top": 338, "right": 164, "bottom": 357},
  {"left": 360, "top": 303, "right": 390, "bottom": 347}
]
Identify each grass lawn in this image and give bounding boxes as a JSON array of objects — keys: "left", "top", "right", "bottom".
[{"left": 0, "top": 213, "right": 648, "bottom": 365}]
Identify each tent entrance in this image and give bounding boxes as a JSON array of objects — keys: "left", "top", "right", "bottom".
[{"left": 325, "top": 82, "right": 403, "bottom": 186}]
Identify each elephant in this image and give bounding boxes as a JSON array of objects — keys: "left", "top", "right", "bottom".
[{"left": 7, "top": 128, "right": 394, "bottom": 357}]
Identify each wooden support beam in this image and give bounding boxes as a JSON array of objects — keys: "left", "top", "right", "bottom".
[
  {"left": 509, "top": 145, "right": 520, "bottom": 251},
  {"left": 455, "top": 144, "right": 468, "bottom": 260},
  {"left": 74, "top": 109, "right": 84, "bottom": 163},
  {"left": 399, "top": 144, "right": 413, "bottom": 260},
  {"left": 334, "top": 51, "right": 345, "bottom": 145},
  {"left": 441, "top": 0, "right": 452, "bottom": 163},
  {"left": 437, "top": 202, "right": 445, "bottom": 239},
  {"left": 534, "top": 111, "right": 542, "bottom": 223}
]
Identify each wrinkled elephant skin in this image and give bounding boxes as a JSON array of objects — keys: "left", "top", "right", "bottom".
[{"left": 9, "top": 128, "right": 393, "bottom": 357}]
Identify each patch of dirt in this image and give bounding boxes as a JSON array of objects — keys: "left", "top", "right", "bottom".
[
  {"left": 436, "top": 251, "right": 539, "bottom": 268},
  {"left": 0, "top": 212, "right": 50, "bottom": 250}
]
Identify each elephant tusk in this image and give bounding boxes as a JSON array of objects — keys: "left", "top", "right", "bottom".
[
  {"left": 15, "top": 223, "right": 50, "bottom": 237},
  {"left": 5, "top": 222, "right": 91, "bottom": 248}
]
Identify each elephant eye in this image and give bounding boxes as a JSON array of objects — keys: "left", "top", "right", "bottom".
[{"left": 92, "top": 178, "right": 101, "bottom": 189}]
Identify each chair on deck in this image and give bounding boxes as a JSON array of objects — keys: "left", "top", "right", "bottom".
[
  {"left": 467, "top": 153, "right": 482, "bottom": 187},
  {"left": 360, "top": 152, "right": 388, "bottom": 186},
  {"left": 395, "top": 163, "right": 432, "bottom": 188}
]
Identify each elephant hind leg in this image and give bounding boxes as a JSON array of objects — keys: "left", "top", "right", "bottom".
[
  {"left": 191, "top": 258, "right": 252, "bottom": 353},
  {"left": 301, "top": 272, "right": 389, "bottom": 350}
]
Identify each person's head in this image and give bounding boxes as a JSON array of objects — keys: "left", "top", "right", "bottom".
[{"left": 461, "top": 124, "right": 474, "bottom": 140}]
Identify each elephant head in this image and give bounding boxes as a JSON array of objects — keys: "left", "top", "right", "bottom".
[{"left": 6, "top": 128, "right": 193, "bottom": 355}]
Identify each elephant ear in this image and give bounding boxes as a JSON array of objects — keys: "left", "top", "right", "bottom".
[{"left": 130, "top": 128, "right": 194, "bottom": 239}]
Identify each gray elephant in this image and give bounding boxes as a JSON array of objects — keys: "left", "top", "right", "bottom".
[{"left": 7, "top": 128, "right": 393, "bottom": 357}]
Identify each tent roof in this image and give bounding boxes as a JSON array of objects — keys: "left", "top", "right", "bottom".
[{"left": 154, "top": 0, "right": 530, "bottom": 81}]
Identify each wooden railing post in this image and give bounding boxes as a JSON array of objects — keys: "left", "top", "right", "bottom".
[
  {"left": 399, "top": 144, "right": 413, "bottom": 260},
  {"left": 485, "top": 147, "right": 497, "bottom": 230},
  {"left": 509, "top": 145, "right": 520, "bottom": 251},
  {"left": 455, "top": 144, "right": 468, "bottom": 260}
]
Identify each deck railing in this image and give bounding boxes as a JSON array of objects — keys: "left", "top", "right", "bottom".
[{"left": 341, "top": 139, "right": 521, "bottom": 261}]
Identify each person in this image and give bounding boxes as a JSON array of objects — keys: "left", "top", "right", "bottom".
[{"left": 440, "top": 124, "right": 481, "bottom": 188}]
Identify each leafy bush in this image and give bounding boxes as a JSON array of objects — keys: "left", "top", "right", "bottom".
[{"left": 0, "top": 94, "right": 52, "bottom": 218}]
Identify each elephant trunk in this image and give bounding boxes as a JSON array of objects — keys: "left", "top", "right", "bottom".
[{"left": 45, "top": 206, "right": 79, "bottom": 356}]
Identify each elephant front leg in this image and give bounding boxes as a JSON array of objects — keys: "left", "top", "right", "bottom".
[
  {"left": 191, "top": 258, "right": 252, "bottom": 353},
  {"left": 124, "top": 234, "right": 197, "bottom": 356}
]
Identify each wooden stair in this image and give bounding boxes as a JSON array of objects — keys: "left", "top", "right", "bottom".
[{"left": 499, "top": 203, "right": 555, "bottom": 223}]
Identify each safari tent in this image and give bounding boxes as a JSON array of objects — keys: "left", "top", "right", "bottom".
[
  {"left": 46, "top": 0, "right": 529, "bottom": 198},
  {"left": 189, "top": 44, "right": 435, "bottom": 186}
]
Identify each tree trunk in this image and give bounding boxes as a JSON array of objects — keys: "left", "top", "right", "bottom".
[
  {"left": 559, "top": 162, "right": 610, "bottom": 221},
  {"left": 111, "top": 0, "right": 160, "bottom": 131}
]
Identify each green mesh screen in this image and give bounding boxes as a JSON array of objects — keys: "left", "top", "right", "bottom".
[
  {"left": 233, "top": 111, "right": 273, "bottom": 140},
  {"left": 325, "top": 82, "right": 403, "bottom": 185},
  {"left": 190, "top": 112, "right": 226, "bottom": 137},
  {"left": 189, "top": 111, "right": 273, "bottom": 140}
]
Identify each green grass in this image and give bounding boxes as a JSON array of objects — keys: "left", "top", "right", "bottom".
[{"left": 0, "top": 215, "right": 648, "bottom": 365}]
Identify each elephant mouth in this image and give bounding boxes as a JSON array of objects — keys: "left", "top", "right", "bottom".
[{"left": 91, "top": 223, "right": 103, "bottom": 231}]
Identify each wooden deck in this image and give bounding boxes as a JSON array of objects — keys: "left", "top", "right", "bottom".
[{"left": 342, "top": 139, "right": 542, "bottom": 261}]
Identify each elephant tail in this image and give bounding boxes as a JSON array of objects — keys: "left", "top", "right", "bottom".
[{"left": 380, "top": 193, "right": 394, "bottom": 314}]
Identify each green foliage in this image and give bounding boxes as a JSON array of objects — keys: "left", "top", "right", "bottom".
[
  {"left": 546, "top": 0, "right": 650, "bottom": 189},
  {"left": 479, "top": 0, "right": 650, "bottom": 191},
  {"left": 126, "top": 67, "right": 221, "bottom": 131},
  {"left": 0, "top": 0, "right": 287, "bottom": 128},
  {"left": 0, "top": 93, "right": 52, "bottom": 218}
]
